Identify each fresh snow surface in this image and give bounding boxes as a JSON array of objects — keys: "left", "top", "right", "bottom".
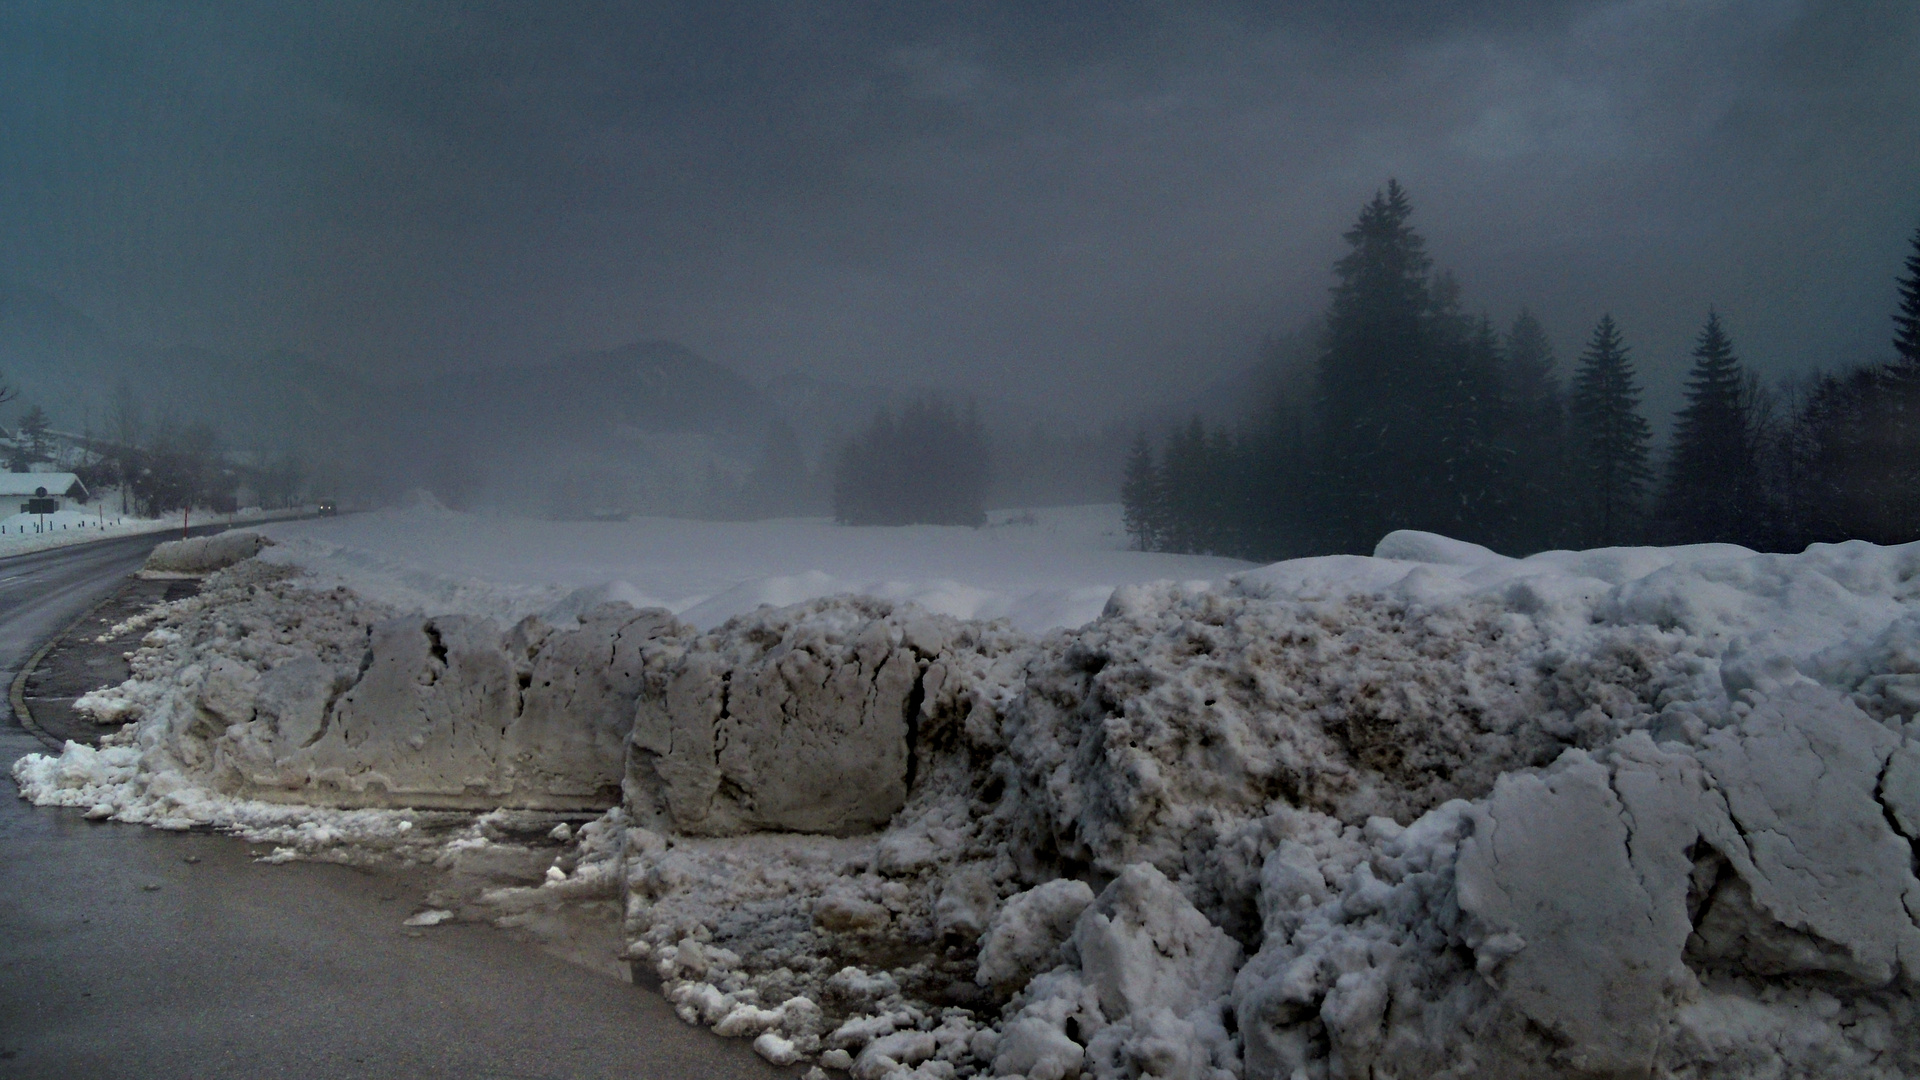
[
  {"left": 252, "top": 503, "right": 1248, "bottom": 633},
  {"left": 17, "top": 523, "right": 1920, "bottom": 1078}
]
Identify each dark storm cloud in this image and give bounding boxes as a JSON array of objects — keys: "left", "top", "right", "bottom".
[{"left": 0, "top": 1, "right": 1914, "bottom": 420}]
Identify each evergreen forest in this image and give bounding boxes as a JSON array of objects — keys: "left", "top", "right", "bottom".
[
  {"left": 1123, "top": 182, "right": 1920, "bottom": 559},
  {"left": 834, "top": 395, "right": 991, "bottom": 527}
]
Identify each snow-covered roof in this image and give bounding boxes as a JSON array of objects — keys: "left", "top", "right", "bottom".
[{"left": 0, "top": 471, "right": 86, "bottom": 498}]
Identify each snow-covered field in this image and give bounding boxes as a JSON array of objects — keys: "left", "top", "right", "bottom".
[
  {"left": 15, "top": 512, "right": 1920, "bottom": 1078},
  {"left": 250, "top": 503, "right": 1249, "bottom": 633}
]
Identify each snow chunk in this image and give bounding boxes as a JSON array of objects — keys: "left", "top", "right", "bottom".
[
  {"left": 627, "top": 596, "right": 1024, "bottom": 836},
  {"left": 144, "top": 530, "right": 274, "bottom": 575},
  {"left": 1071, "top": 864, "right": 1240, "bottom": 1078},
  {"left": 977, "top": 879, "right": 1095, "bottom": 991}
]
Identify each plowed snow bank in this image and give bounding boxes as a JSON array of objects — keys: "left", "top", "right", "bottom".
[{"left": 18, "top": 530, "right": 1920, "bottom": 1078}]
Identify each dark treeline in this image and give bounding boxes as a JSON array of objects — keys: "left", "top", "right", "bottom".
[
  {"left": 833, "top": 395, "right": 990, "bottom": 527},
  {"left": 72, "top": 386, "right": 304, "bottom": 516},
  {"left": 1124, "top": 182, "right": 1920, "bottom": 558}
]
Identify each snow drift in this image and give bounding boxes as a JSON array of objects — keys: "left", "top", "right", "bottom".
[
  {"left": 18, "top": 529, "right": 1920, "bottom": 1078},
  {"left": 249, "top": 503, "right": 1248, "bottom": 634},
  {"left": 143, "top": 530, "right": 275, "bottom": 575}
]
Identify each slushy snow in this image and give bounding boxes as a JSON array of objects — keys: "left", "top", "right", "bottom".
[{"left": 16, "top": 511, "right": 1920, "bottom": 1078}]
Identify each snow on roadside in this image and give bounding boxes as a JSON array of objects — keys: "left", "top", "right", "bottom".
[
  {"left": 9, "top": 562, "right": 427, "bottom": 844},
  {"left": 15, "top": 523, "right": 1920, "bottom": 1077},
  {"left": 0, "top": 509, "right": 172, "bottom": 556},
  {"left": 0, "top": 505, "right": 309, "bottom": 559}
]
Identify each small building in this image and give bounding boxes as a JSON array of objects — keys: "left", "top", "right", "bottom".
[{"left": 0, "top": 471, "right": 89, "bottom": 515}]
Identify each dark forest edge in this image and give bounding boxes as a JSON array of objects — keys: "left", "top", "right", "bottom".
[{"left": 1123, "top": 181, "right": 1920, "bottom": 560}]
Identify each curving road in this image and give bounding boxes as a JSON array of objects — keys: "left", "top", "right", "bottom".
[{"left": 0, "top": 534, "right": 781, "bottom": 1079}]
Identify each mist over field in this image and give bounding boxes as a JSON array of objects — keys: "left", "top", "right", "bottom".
[
  {"left": 0, "top": 1, "right": 1913, "bottom": 538},
  {"left": 15, "top": 8, "right": 1920, "bottom": 1080}
]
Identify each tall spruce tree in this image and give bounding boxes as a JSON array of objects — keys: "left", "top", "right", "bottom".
[
  {"left": 1568, "top": 315, "right": 1652, "bottom": 546},
  {"left": 1660, "top": 310, "right": 1755, "bottom": 544},
  {"left": 1434, "top": 310, "right": 1515, "bottom": 547},
  {"left": 1773, "top": 229, "right": 1920, "bottom": 549},
  {"left": 1503, "top": 309, "right": 1567, "bottom": 551},
  {"left": 1895, "top": 225, "right": 1920, "bottom": 369},
  {"left": 1120, "top": 432, "right": 1161, "bottom": 551},
  {"left": 1883, "top": 227, "right": 1920, "bottom": 536},
  {"left": 8, "top": 404, "right": 55, "bottom": 472},
  {"left": 1160, "top": 417, "right": 1211, "bottom": 554},
  {"left": 1316, "top": 180, "right": 1438, "bottom": 553}
]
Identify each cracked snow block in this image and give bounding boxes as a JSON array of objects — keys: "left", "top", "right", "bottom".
[
  {"left": 212, "top": 606, "right": 688, "bottom": 810},
  {"left": 218, "top": 654, "right": 350, "bottom": 784},
  {"left": 143, "top": 531, "right": 274, "bottom": 575},
  {"left": 626, "top": 597, "right": 964, "bottom": 836},
  {"left": 506, "top": 603, "right": 684, "bottom": 803},
  {"left": 196, "top": 656, "right": 260, "bottom": 729},
  {"left": 1454, "top": 743, "right": 1708, "bottom": 1078},
  {"left": 1443, "top": 689, "right": 1920, "bottom": 1078},
  {"left": 1692, "top": 684, "right": 1920, "bottom": 985},
  {"left": 297, "top": 614, "right": 522, "bottom": 803},
  {"left": 1882, "top": 740, "right": 1920, "bottom": 840}
]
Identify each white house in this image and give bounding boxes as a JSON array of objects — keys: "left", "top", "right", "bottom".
[{"left": 0, "top": 471, "right": 88, "bottom": 514}]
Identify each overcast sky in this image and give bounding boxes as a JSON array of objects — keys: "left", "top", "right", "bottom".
[{"left": 1, "top": 1, "right": 1915, "bottom": 422}]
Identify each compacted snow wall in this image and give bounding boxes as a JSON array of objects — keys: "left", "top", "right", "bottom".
[
  {"left": 608, "top": 535, "right": 1920, "bottom": 1079},
  {"left": 143, "top": 530, "right": 276, "bottom": 575},
  {"left": 218, "top": 602, "right": 684, "bottom": 808},
  {"left": 35, "top": 565, "right": 683, "bottom": 811},
  {"left": 20, "top": 533, "right": 1920, "bottom": 1078},
  {"left": 625, "top": 596, "right": 1028, "bottom": 836}
]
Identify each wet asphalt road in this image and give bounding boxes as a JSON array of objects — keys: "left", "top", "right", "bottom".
[{"left": 0, "top": 534, "right": 781, "bottom": 1079}]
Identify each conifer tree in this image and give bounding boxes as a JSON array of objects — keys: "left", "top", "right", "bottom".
[
  {"left": 1316, "top": 180, "right": 1438, "bottom": 552},
  {"left": 1848, "top": 225, "right": 1920, "bottom": 542},
  {"left": 1568, "top": 315, "right": 1652, "bottom": 546},
  {"left": 1202, "top": 426, "right": 1238, "bottom": 555},
  {"left": 1895, "top": 226, "right": 1920, "bottom": 369},
  {"left": 7, "top": 404, "right": 54, "bottom": 472},
  {"left": 1503, "top": 309, "right": 1567, "bottom": 551},
  {"left": 1120, "top": 432, "right": 1161, "bottom": 551},
  {"left": 1430, "top": 309, "right": 1515, "bottom": 547},
  {"left": 1660, "top": 311, "right": 1755, "bottom": 545},
  {"left": 1161, "top": 417, "right": 1211, "bottom": 554}
]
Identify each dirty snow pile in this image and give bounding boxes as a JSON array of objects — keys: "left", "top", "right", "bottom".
[
  {"left": 19, "top": 559, "right": 685, "bottom": 819},
  {"left": 18, "top": 529, "right": 1920, "bottom": 1078},
  {"left": 601, "top": 534, "right": 1920, "bottom": 1079}
]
